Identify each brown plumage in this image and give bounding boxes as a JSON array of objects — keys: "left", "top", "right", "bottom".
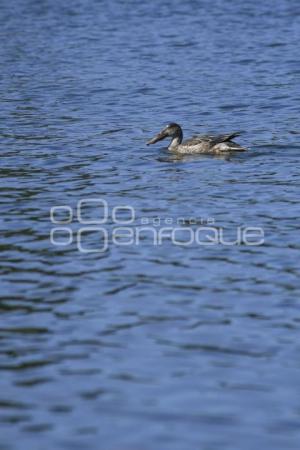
[{"left": 147, "top": 124, "right": 246, "bottom": 154}]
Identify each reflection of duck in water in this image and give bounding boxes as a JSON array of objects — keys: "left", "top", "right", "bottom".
[{"left": 147, "top": 123, "right": 246, "bottom": 154}]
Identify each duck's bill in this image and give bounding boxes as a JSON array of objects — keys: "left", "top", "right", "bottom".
[{"left": 146, "top": 132, "right": 165, "bottom": 145}]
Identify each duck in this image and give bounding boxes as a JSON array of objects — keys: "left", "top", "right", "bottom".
[{"left": 147, "top": 123, "right": 246, "bottom": 154}]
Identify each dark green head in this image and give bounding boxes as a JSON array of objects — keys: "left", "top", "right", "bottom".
[{"left": 147, "top": 123, "right": 182, "bottom": 145}]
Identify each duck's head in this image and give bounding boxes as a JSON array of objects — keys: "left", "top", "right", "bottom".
[{"left": 147, "top": 123, "right": 182, "bottom": 145}]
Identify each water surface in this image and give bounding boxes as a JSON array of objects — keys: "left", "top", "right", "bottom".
[{"left": 1, "top": 0, "right": 300, "bottom": 449}]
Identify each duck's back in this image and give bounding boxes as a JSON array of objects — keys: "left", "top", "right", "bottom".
[{"left": 175, "top": 132, "right": 245, "bottom": 154}]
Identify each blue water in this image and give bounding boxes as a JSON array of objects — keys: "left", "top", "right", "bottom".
[{"left": 1, "top": 0, "right": 300, "bottom": 449}]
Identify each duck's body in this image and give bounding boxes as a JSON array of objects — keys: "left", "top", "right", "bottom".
[{"left": 147, "top": 123, "right": 246, "bottom": 154}]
